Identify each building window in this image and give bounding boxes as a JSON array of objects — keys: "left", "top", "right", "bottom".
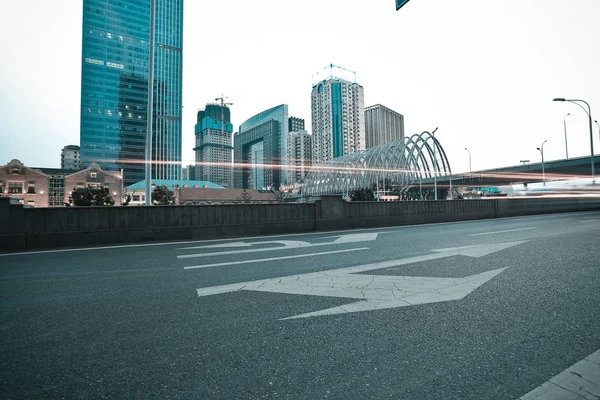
[
  {"left": 8, "top": 182, "right": 23, "bottom": 194},
  {"left": 90, "top": 172, "right": 97, "bottom": 178},
  {"left": 27, "top": 183, "right": 36, "bottom": 194}
]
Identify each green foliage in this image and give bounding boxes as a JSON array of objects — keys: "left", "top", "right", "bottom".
[
  {"left": 152, "top": 186, "right": 175, "bottom": 205},
  {"left": 370, "top": 178, "right": 394, "bottom": 193},
  {"left": 69, "top": 187, "right": 115, "bottom": 207},
  {"left": 349, "top": 188, "right": 375, "bottom": 202},
  {"left": 272, "top": 188, "right": 288, "bottom": 203}
]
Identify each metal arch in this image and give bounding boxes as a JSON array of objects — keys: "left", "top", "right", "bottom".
[{"left": 302, "top": 131, "right": 452, "bottom": 196}]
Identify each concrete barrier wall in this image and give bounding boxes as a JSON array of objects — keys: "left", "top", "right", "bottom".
[
  {"left": 316, "top": 197, "right": 498, "bottom": 231},
  {"left": 0, "top": 199, "right": 316, "bottom": 250},
  {"left": 1, "top": 196, "right": 599, "bottom": 251}
]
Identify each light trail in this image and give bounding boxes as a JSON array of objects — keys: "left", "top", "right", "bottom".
[{"left": 88, "top": 157, "right": 595, "bottom": 183}]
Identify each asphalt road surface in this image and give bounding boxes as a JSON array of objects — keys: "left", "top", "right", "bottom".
[{"left": 1, "top": 211, "right": 600, "bottom": 399}]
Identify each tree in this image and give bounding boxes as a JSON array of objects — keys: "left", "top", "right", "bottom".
[
  {"left": 152, "top": 186, "right": 175, "bottom": 205},
  {"left": 272, "top": 187, "right": 288, "bottom": 203},
  {"left": 349, "top": 188, "right": 375, "bottom": 202},
  {"left": 69, "top": 187, "right": 115, "bottom": 207},
  {"left": 122, "top": 192, "right": 132, "bottom": 206},
  {"left": 236, "top": 189, "right": 253, "bottom": 203}
]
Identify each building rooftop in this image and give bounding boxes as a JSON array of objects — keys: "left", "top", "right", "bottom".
[
  {"left": 126, "top": 179, "right": 224, "bottom": 190},
  {"left": 32, "top": 167, "right": 81, "bottom": 176},
  {"left": 178, "top": 188, "right": 278, "bottom": 203}
]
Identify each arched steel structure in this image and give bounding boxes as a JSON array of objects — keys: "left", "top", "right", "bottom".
[{"left": 302, "top": 131, "right": 452, "bottom": 196}]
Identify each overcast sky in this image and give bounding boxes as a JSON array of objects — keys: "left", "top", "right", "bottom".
[{"left": 1, "top": 0, "right": 599, "bottom": 174}]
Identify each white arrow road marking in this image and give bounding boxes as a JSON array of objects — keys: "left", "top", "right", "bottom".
[
  {"left": 323, "top": 232, "right": 392, "bottom": 244},
  {"left": 279, "top": 268, "right": 507, "bottom": 320},
  {"left": 177, "top": 233, "right": 386, "bottom": 259},
  {"left": 195, "top": 241, "right": 528, "bottom": 319}
]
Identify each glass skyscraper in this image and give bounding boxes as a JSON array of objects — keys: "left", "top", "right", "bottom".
[{"left": 80, "top": 0, "right": 183, "bottom": 186}]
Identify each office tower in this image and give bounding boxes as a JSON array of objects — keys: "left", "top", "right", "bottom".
[
  {"left": 194, "top": 104, "right": 233, "bottom": 188},
  {"left": 234, "top": 105, "right": 288, "bottom": 189},
  {"left": 61, "top": 145, "right": 81, "bottom": 170},
  {"left": 364, "top": 104, "right": 405, "bottom": 148},
  {"left": 79, "top": 0, "right": 183, "bottom": 187},
  {"left": 286, "top": 130, "right": 312, "bottom": 186},
  {"left": 311, "top": 65, "right": 365, "bottom": 164}
]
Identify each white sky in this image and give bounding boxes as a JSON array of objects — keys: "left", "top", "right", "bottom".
[{"left": 1, "top": 0, "right": 599, "bottom": 174}]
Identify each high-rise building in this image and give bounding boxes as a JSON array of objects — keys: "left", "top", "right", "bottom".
[
  {"left": 364, "top": 104, "right": 405, "bottom": 148},
  {"left": 61, "top": 145, "right": 81, "bottom": 170},
  {"left": 234, "top": 105, "right": 289, "bottom": 189},
  {"left": 311, "top": 65, "right": 365, "bottom": 164},
  {"left": 79, "top": 0, "right": 183, "bottom": 187},
  {"left": 289, "top": 117, "right": 305, "bottom": 133},
  {"left": 194, "top": 104, "right": 234, "bottom": 188},
  {"left": 286, "top": 130, "right": 312, "bottom": 186}
]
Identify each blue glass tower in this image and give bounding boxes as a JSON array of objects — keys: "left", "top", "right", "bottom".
[
  {"left": 80, "top": 0, "right": 183, "bottom": 186},
  {"left": 234, "top": 105, "right": 289, "bottom": 189}
]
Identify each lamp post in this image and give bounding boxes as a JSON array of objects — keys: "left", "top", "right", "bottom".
[
  {"left": 537, "top": 140, "right": 547, "bottom": 185},
  {"left": 595, "top": 120, "right": 600, "bottom": 149},
  {"left": 563, "top": 113, "right": 570, "bottom": 159},
  {"left": 465, "top": 148, "right": 472, "bottom": 172},
  {"left": 432, "top": 127, "right": 438, "bottom": 200},
  {"left": 144, "top": 0, "right": 156, "bottom": 206},
  {"left": 553, "top": 98, "right": 594, "bottom": 181}
]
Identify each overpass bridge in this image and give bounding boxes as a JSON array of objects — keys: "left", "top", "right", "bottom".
[{"left": 422, "top": 155, "right": 599, "bottom": 188}]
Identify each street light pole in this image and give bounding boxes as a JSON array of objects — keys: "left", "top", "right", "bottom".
[
  {"left": 432, "top": 127, "right": 438, "bottom": 201},
  {"left": 595, "top": 120, "right": 600, "bottom": 150},
  {"left": 553, "top": 98, "right": 595, "bottom": 181},
  {"left": 537, "top": 140, "right": 547, "bottom": 186},
  {"left": 465, "top": 148, "right": 472, "bottom": 172},
  {"left": 144, "top": 0, "right": 156, "bottom": 206},
  {"left": 563, "top": 113, "right": 570, "bottom": 159}
]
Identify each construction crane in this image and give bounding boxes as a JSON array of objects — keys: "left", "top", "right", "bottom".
[{"left": 215, "top": 95, "right": 233, "bottom": 187}]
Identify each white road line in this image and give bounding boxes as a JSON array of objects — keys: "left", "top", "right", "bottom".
[
  {"left": 178, "top": 241, "right": 312, "bottom": 259},
  {"left": 580, "top": 219, "right": 600, "bottom": 223},
  {"left": 470, "top": 227, "right": 537, "bottom": 237},
  {"left": 519, "top": 349, "right": 600, "bottom": 399},
  {"left": 183, "top": 248, "right": 369, "bottom": 270}
]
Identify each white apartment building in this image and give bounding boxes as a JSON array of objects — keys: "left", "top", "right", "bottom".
[
  {"left": 311, "top": 76, "right": 365, "bottom": 164},
  {"left": 61, "top": 145, "right": 80, "bottom": 170},
  {"left": 285, "top": 130, "right": 312, "bottom": 186}
]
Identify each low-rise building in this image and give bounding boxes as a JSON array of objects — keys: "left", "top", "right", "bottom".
[
  {"left": 125, "top": 179, "right": 224, "bottom": 206},
  {"left": 64, "top": 163, "right": 123, "bottom": 206},
  {"left": 1, "top": 159, "right": 123, "bottom": 207},
  {"left": 0, "top": 159, "right": 50, "bottom": 207},
  {"left": 177, "top": 188, "right": 278, "bottom": 205}
]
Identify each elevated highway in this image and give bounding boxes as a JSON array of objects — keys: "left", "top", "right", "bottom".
[{"left": 422, "top": 155, "right": 600, "bottom": 188}]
